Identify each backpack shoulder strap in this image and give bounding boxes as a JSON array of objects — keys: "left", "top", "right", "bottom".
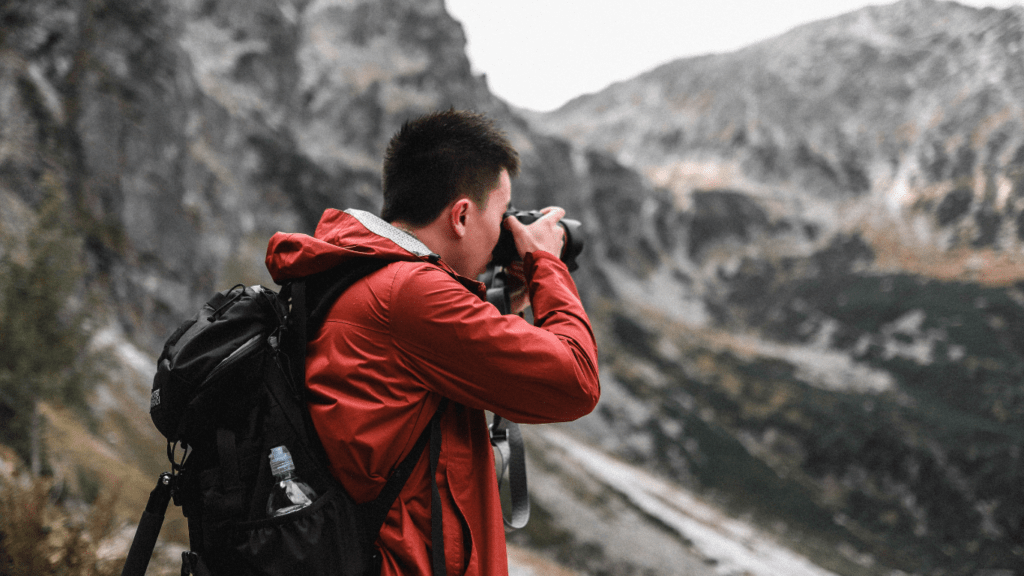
[
  {"left": 283, "top": 258, "right": 449, "bottom": 574},
  {"left": 281, "top": 258, "right": 391, "bottom": 391},
  {"left": 363, "top": 398, "right": 448, "bottom": 531},
  {"left": 305, "top": 258, "right": 393, "bottom": 339},
  {"left": 428, "top": 399, "right": 447, "bottom": 576}
]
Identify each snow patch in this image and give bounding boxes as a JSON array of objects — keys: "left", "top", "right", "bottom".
[{"left": 541, "top": 429, "right": 841, "bottom": 576}]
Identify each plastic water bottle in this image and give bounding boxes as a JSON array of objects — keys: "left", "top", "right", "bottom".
[{"left": 266, "top": 445, "right": 317, "bottom": 517}]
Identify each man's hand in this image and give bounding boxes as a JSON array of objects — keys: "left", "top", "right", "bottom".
[{"left": 504, "top": 207, "right": 566, "bottom": 261}]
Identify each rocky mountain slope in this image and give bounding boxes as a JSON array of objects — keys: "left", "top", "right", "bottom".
[
  {"left": 538, "top": 0, "right": 1024, "bottom": 276},
  {"left": 2, "top": 0, "right": 1023, "bottom": 574},
  {"left": 1, "top": 0, "right": 589, "bottom": 351},
  {"left": 532, "top": 0, "right": 1024, "bottom": 573},
  {"left": 0, "top": 0, "right": 711, "bottom": 574}
]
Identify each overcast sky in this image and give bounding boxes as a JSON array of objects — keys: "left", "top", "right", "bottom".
[{"left": 446, "top": 0, "right": 1024, "bottom": 112}]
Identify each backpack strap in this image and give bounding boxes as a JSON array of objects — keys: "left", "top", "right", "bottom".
[
  {"left": 280, "top": 257, "right": 392, "bottom": 415},
  {"left": 429, "top": 401, "right": 446, "bottom": 576},
  {"left": 215, "top": 428, "right": 243, "bottom": 513},
  {"left": 304, "top": 258, "right": 393, "bottom": 339},
  {"left": 281, "top": 279, "right": 306, "bottom": 397},
  {"left": 363, "top": 399, "right": 447, "bottom": 530},
  {"left": 279, "top": 259, "right": 393, "bottom": 469},
  {"left": 286, "top": 258, "right": 449, "bottom": 575},
  {"left": 362, "top": 399, "right": 448, "bottom": 576}
]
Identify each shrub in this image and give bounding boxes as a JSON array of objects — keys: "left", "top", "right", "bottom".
[{"left": 0, "top": 472, "right": 125, "bottom": 576}]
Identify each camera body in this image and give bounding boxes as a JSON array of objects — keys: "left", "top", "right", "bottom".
[
  {"left": 490, "top": 209, "right": 584, "bottom": 272},
  {"left": 482, "top": 209, "right": 585, "bottom": 315}
]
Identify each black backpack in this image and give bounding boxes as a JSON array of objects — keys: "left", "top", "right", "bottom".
[{"left": 121, "top": 259, "right": 450, "bottom": 576}]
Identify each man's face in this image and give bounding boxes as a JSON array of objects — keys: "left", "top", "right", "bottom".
[{"left": 464, "top": 169, "right": 511, "bottom": 278}]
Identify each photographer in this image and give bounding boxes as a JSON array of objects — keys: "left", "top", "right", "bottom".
[{"left": 265, "top": 109, "right": 600, "bottom": 576}]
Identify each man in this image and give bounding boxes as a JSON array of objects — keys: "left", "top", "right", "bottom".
[{"left": 265, "top": 109, "right": 600, "bottom": 575}]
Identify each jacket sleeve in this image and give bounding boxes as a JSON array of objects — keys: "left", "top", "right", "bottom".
[{"left": 388, "top": 252, "right": 600, "bottom": 424}]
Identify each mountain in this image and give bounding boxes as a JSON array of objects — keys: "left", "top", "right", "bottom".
[
  {"left": 531, "top": 0, "right": 1024, "bottom": 573},
  {"left": 539, "top": 0, "right": 1024, "bottom": 276},
  {"left": 2, "top": 0, "right": 1023, "bottom": 574}
]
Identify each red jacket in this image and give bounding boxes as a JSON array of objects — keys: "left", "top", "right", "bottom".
[{"left": 265, "top": 209, "right": 600, "bottom": 576}]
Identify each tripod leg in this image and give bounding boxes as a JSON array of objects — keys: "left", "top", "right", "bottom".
[{"left": 120, "top": 473, "right": 173, "bottom": 576}]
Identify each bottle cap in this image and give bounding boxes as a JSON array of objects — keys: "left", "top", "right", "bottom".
[{"left": 269, "top": 445, "right": 295, "bottom": 476}]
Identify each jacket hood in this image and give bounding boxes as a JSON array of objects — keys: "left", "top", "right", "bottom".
[{"left": 265, "top": 208, "right": 442, "bottom": 283}]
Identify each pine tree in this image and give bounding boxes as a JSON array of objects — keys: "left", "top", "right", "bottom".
[{"left": 0, "top": 174, "right": 96, "bottom": 476}]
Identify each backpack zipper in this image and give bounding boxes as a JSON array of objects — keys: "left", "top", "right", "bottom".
[{"left": 205, "top": 333, "right": 262, "bottom": 384}]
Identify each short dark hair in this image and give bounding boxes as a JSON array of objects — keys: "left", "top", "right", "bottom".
[{"left": 380, "top": 109, "right": 520, "bottom": 225}]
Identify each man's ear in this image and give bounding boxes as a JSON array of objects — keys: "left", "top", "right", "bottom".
[{"left": 449, "top": 198, "right": 471, "bottom": 238}]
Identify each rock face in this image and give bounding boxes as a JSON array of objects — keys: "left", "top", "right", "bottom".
[
  {"left": 541, "top": 0, "right": 1024, "bottom": 267},
  {"left": 0, "top": 0, "right": 581, "bottom": 349},
  {"left": 3, "top": 0, "right": 1024, "bottom": 573},
  {"left": 534, "top": 1, "right": 1024, "bottom": 573}
]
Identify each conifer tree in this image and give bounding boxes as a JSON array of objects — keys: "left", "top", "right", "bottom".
[{"left": 0, "top": 174, "right": 96, "bottom": 476}]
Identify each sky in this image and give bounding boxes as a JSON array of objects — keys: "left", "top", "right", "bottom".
[{"left": 446, "top": 0, "right": 1024, "bottom": 112}]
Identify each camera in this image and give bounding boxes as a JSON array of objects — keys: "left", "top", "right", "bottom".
[
  {"left": 481, "top": 209, "right": 585, "bottom": 315},
  {"left": 490, "top": 209, "right": 585, "bottom": 272}
]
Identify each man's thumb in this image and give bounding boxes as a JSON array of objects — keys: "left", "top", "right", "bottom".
[{"left": 504, "top": 214, "right": 526, "bottom": 233}]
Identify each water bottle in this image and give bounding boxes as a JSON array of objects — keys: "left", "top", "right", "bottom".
[{"left": 266, "top": 445, "right": 317, "bottom": 517}]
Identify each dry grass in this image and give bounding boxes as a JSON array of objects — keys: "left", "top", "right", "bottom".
[
  {"left": 0, "top": 472, "right": 124, "bottom": 576},
  {"left": 40, "top": 401, "right": 190, "bottom": 547},
  {"left": 0, "top": 397, "right": 190, "bottom": 576},
  {"left": 40, "top": 403, "right": 157, "bottom": 528},
  {"left": 858, "top": 211, "right": 1024, "bottom": 286}
]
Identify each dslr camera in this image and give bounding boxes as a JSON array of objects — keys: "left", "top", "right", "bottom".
[{"left": 481, "top": 209, "right": 585, "bottom": 314}]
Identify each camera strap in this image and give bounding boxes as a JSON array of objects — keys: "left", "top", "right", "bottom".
[{"left": 490, "top": 415, "right": 530, "bottom": 530}]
